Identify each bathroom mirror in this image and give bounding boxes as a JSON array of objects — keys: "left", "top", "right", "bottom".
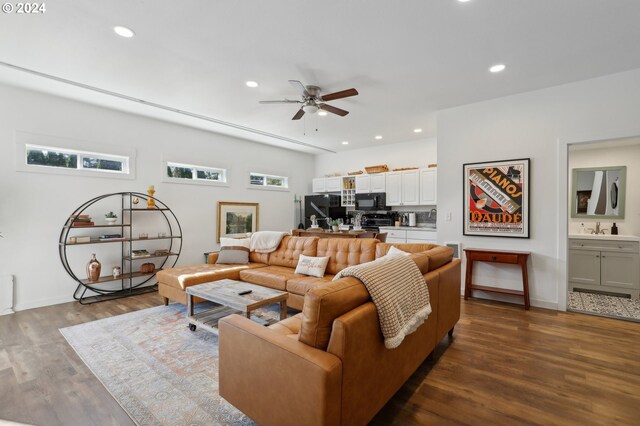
[{"left": 571, "top": 166, "right": 626, "bottom": 219}]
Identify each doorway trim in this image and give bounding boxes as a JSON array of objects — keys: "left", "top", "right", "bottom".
[{"left": 557, "top": 131, "right": 640, "bottom": 311}]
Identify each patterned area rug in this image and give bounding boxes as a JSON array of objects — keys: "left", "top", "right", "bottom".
[
  {"left": 60, "top": 303, "right": 282, "bottom": 426},
  {"left": 568, "top": 291, "right": 640, "bottom": 322}
]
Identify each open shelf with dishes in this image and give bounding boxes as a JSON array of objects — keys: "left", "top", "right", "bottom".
[
  {"left": 58, "top": 192, "right": 182, "bottom": 304},
  {"left": 341, "top": 176, "right": 356, "bottom": 207}
]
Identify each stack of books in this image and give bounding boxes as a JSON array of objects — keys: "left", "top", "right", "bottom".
[
  {"left": 99, "top": 234, "right": 125, "bottom": 241},
  {"left": 131, "top": 249, "right": 151, "bottom": 258},
  {"left": 70, "top": 214, "right": 94, "bottom": 227}
]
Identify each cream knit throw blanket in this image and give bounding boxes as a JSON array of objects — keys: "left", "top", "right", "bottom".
[{"left": 333, "top": 255, "right": 431, "bottom": 349}]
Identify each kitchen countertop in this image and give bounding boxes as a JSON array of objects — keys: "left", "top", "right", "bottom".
[{"left": 379, "top": 225, "right": 437, "bottom": 231}]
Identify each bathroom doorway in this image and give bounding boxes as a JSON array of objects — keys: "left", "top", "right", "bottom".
[{"left": 566, "top": 137, "right": 640, "bottom": 322}]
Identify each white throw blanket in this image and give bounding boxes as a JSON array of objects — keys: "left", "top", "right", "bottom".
[
  {"left": 333, "top": 254, "right": 431, "bottom": 349},
  {"left": 250, "top": 231, "right": 288, "bottom": 253}
]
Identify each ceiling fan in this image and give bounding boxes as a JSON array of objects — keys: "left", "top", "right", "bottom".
[{"left": 259, "top": 80, "right": 359, "bottom": 120}]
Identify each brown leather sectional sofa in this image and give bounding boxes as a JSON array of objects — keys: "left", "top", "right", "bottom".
[{"left": 157, "top": 236, "right": 461, "bottom": 425}]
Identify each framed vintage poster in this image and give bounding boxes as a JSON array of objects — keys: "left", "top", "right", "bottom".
[
  {"left": 217, "top": 202, "right": 259, "bottom": 242},
  {"left": 463, "top": 158, "right": 530, "bottom": 238}
]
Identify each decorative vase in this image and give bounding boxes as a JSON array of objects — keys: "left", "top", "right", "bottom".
[
  {"left": 140, "top": 263, "right": 155, "bottom": 274},
  {"left": 147, "top": 185, "right": 155, "bottom": 209},
  {"left": 332, "top": 226, "right": 339, "bottom": 232},
  {"left": 87, "top": 253, "right": 101, "bottom": 282},
  {"left": 105, "top": 217, "right": 117, "bottom": 225}
]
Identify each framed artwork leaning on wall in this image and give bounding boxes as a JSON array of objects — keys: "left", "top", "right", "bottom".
[
  {"left": 463, "top": 158, "right": 530, "bottom": 238},
  {"left": 217, "top": 202, "right": 259, "bottom": 242}
]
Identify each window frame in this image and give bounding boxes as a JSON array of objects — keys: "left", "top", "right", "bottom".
[
  {"left": 248, "top": 171, "right": 290, "bottom": 191},
  {"left": 162, "top": 160, "right": 230, "bottom": 187},
  {"left": 15, "top": 132, "right": 135, "bottom": 180}
]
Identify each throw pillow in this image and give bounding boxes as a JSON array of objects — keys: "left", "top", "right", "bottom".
[
  {"left": 216, "top": 237, "right": 251, "bottom": 264},
  {"left": 295, "top": 254, "right": 331, "bottom": 278},
  {"left": 386, "top": 246, "right": 410, "bottom": 257}
]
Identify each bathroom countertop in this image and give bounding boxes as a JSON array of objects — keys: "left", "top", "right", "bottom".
[{"left": 568, "top": 234, "right": 639, "bottom": 242}]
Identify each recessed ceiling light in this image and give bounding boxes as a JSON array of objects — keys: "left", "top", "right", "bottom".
[
  {"left": 245, "top": 81, "right": 259, "bottom": 88},
  {"left": 318, "top": 110, "right": 328, "bottom": 116},
  {"left": 458, "top": 0, "right": 472, "bottom": 3},
  {"left": 414, "top": 128, "right": 423, "bottom": 133},
  {"left": 375, "top": 135, "right": 383, "bottom": 140},
  {"left": 489, "top": 64, "right": 506, "bottom": 73},
  {"left": 342, "top": 141, "right": 349, "bottom": 145},
  {"left": 113, "top": 26, "right": 135, "bottom": 38}
]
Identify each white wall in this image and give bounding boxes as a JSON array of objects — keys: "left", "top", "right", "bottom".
[
  {"left": 437, "top": 68, "right": 640, "bottom": 310},
  {"left": 568, "top": 142, "right": 640, "bottom": 235},
  {"left": 0, "top": 83, "right": 315, "bottom": 311},
  {"left": 314, "top": 138, "right": 437, "bottom": 177}
]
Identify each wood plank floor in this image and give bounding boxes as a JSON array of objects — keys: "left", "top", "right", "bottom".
[{"left": 1, "top": 294, "right": 639, "bottom": 426}]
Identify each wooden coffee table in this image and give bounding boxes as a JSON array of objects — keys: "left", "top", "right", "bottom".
[{"left": 186, "top": 279, "right": 288, "bottom": 334}]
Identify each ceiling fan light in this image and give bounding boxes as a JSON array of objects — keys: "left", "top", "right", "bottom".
[
  {"left": 318, "top": 110, "right": 328, "bottom": 116},
  {"left": 302, "top": 104, "right": 319, "bottom": 114}
]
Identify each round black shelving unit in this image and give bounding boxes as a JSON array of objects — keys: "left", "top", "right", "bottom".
[{"left": 58, "top": 192, "right": 182, "bottom": 304}]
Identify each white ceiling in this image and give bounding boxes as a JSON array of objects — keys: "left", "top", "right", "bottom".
[{"left": 1, "top": 0, "right": 640, "bottom": 154}]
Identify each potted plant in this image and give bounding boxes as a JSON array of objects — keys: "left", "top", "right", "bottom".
[
  {"left": 330, "top": 219, "right": 340, "bottom": 232},
  {"left": 105, "top": 211, "right": 118, "bottom": 225}
]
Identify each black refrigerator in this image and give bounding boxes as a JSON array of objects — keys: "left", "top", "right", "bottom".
[{"left": 304, "top": 194, "right": 346, "bottom": 229}]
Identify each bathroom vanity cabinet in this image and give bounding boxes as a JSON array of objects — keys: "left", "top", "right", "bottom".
[{"left": 568, "top": 236, "right": 640, "bottom": 298}]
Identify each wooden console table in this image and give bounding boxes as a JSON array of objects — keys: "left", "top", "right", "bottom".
[{"left": 464, "top": 248, "right": 531, "bottom": 310}]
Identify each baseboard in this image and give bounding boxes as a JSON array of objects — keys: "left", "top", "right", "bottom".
[
  {"left": 13, "top": 294, "right": 75, "bottom": 312},
  {"left": 459, "top": 290, "right": 559, "bottom": 310},
  {"left": 1, "top": 308, "right": 14, "bottom": 315}
]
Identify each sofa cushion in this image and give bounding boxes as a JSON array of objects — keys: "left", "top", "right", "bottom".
[
  {"left": 295, "top": 255, "right": 331, "bottom": 278},
  {"left": 299, "top": 277, "right": 370, "bottom": 350},
  {"left": 217, "top": 237, "right": 251, "bottom": 264},
  {"left": 239, "top": 265, "right": 303, "bottom": 291},
  {"left": 268, "top": 236, "right": 319, "bottom": 268},
  {"left": 156, "top": 263, "right": 265, "bottom": 290},
  {"left": 268, "top": 313, "right": 303, "bottom": 336},
  {"left": 375, "top": 243, "right": 451, "bottom": 272},
  {"left": 286, "top": 275, "right": 334, "bottom": 296},
  {"left": 316, "top": 238, "right": 378, "bottom": 275}
]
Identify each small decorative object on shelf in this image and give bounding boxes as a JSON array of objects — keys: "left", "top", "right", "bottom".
[
  {"left": 140, "top": 263, "right": 155, "bottom": 273},
  {"left": 132, "top": 249, "right": 151, "bottom": 258},
  {"left": 69, "top": 236, "right": 77, "bottom": 244},
  {"left": 86, "top": 254, "right": 101, "bottom": 282},
  {"left": 132, "top": 196, "right": 140, "bottom": 206},
  {"left": 76, "top": 236, "right": 90, "bottom": 243},
  {"left": 147, "top": 185, "right": 156, "bottom": 209},
  {"left": 353, "top": 212, "right": 363, "bottom": 231},
  {"left": 330, "top": 220, "right": 340, "bottom": 232},
  {"left": 112, "top": 266, "right": 121, "bottom": 279},
  {"left": 139, "top": 232, "right": 148, "bottom": 239},
  {"left": 70, "top": 214, "right": 94, "bottom": 227},
  {"left": 104, "top": 211, "right": 118, "bottom": 224},
  {"left": 154, "top": 249, "right": 170, "bottom": 256},
  {"left": 157, "top": 232, "right": 167, "bottom": 238}
]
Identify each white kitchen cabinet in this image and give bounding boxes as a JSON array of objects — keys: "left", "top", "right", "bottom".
[
  {"left": 370, "top": 174, "right": 386, "bottom": 192},
  {"left": 385, "top": 170, "right": 420, "bottom": 206},
  {"left": 355, "top": 175, "right": 371, "bottom": 194},
  {"left": 419, "top": 168, "right": 437, "bottom": 205},
  {"left": 312, "top": 178, "right": 326, "bottom": 193},
  {"left": 401, "top": 170, "right": 420, "bottom": 206},
  {"left": 385, "top": 173, "right": 402, "bottom": 206},
  {"left": 568, "top": 237, "right": 640, "bottom": 298},
  {"left": 355, "top": 174, "right": 386, "bottom": 194},
  {"left": 379, "top": 227, "right": 438, "bottom": 244},
  {"left": 312, "top": 177, "right": 341, "bottom": 193}
]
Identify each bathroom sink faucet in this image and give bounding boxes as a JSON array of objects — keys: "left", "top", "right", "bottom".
[{"left": 591, "top": 222, "right": 607, "bottom": 235}]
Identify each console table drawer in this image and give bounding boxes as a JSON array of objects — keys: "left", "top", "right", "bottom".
[{"left": 471, "top": 252, "right": 519, "bottom": 264}]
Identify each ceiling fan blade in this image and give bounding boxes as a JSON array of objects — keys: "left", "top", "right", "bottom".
[
  {"left": 289, "top": 80, "right": 310, "bottom": 97},
  {"left": 292, "top": 109, "right": 305, "bottom": 120},
  {"left": 319, "top": 104, "right": 349, "bottom": 117},
  {"left": 259, "top": 99, "right": 301, "bottom": 104},
  {"left": 321, "top": 88, "right": 359, "bottom": 102}
]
